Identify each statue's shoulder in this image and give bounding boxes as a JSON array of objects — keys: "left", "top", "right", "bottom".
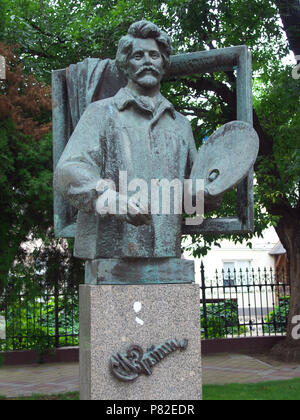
[
  {"left": 87, "top": 96, "right": 115, "bottom": 109},
  {"left": 84, "top": 96, "right": 116, "bottom": 117},
  {"left": 173, "top": 109, "right": 193, "bottom": 130}
]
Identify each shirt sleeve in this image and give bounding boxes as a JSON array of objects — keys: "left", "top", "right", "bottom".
[{"left": 53, "top": 102, "right": 103, "bottom": 213}]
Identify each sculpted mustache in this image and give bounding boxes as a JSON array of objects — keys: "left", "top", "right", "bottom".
[{"left": 135, "top": 66, "right": 160, "bottom": 76}]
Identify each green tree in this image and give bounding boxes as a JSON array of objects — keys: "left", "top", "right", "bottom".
[
  {"left": 0, "top": 0, "right": 168, "bottom": 83},
  {"left": 2, "top": 232, "right": 83, "bottom": 352},
  {"left": 0, "top": 42, "right": 53, "bottom": 297},
  {"left": 166, "top": 0, "right": 300, "bottom": 361}
]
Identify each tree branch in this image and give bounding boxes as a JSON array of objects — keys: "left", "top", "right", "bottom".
[
  {"left": 184, "top": 76, "right": 295, "bottom": 216},
  {"left": 25, "top": 48, "right": 55, "bottom": 59},
  {"left": 23, "top": 17, "right": 67, "bottom": 45}
]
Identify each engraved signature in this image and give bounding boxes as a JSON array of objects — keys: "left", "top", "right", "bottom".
[{"left": 110, "top": 338, "right": 188, "bottom": 382}]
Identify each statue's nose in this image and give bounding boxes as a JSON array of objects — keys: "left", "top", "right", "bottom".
[{"left": 143, "top": 52, "right": 152, "bottom": 64}]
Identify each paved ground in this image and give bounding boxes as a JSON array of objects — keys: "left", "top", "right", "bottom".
[
  {"left": 1, "top": 353, "right": 300, "bottom": 398},
  {"left": 0, "top": 363, "right": 79, "bottom": 398},
  {"left": 203, "top": 353, "right": 300, "bottom": 385}
]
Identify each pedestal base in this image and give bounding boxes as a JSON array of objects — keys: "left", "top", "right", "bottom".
[
  {"left": 79, "top": 284, "right": 202, "bottom": 400},
  {"left": 85, "top": 258, "right": 195, "bottom": 285}
]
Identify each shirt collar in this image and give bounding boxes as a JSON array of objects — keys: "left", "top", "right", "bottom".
[{"left": 114, "top": 87, "right": 176, "bottom": 120}]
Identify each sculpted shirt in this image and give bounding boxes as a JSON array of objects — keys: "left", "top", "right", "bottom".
[{"left": 54, "top": 87, "right": 197, "bottom": 259}]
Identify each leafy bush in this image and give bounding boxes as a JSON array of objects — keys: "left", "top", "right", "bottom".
[
  {"left": 201, "top": 299, "right": 247, "bottom": 339},
  {"left": 264, "top": 296, "right": 290, "bottom": 334}
]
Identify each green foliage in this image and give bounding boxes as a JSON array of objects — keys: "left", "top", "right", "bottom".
[
  {"left": 0, "top": 120, "right": 53, "bottom": 291},
  {"left": 201, "top": 299, "right": 248, "bottom": 339},
  {"left": 0, "top": 0, "right": 170, "bottom": 83},
  {"left": 254, "top": 67, "right": 300, "bottom": 209},
  {"left": 1, "top": 294, "right": 79, "bottom": 353},
  {"left": 0, "top": 233, "right": 82, "bottom": 353},
  {"left": 203, "top": 379, "right": 300, "bottom": 401},
  {"left": 264, "top": 296, "right": 290, "bottom": 334}
]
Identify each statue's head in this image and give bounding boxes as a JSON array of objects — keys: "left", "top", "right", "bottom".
[{"left": 116, "top": 21, "right": 172, "bottom": 89}]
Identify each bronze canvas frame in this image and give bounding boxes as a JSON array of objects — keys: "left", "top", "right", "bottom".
[{"left": 52, "top": 45, "right": 254, "bottom": 238}]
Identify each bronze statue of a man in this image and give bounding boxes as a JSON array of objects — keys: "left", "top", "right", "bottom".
[{"left": 54, "top": 21, "right": 201, "bottom": 260}]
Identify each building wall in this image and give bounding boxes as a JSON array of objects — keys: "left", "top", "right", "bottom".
[
  {"left": 183, "top": 227, "right": 279, "bottom": 284},
  {"left": 183, "top": 228, "right": 281, "bottom": 317}
]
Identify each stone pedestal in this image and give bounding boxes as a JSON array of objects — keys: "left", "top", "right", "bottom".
[{"left": 79, "top": 283, "right": 202, "bottom": 400}]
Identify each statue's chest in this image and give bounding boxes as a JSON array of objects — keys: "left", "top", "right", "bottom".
[{"left": 106, "top": 110, "right": 188, "bottom": 182}]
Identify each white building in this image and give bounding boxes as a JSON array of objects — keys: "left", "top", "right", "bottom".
[
  {"left": 183, "top": 227, "right": 288, "bottom": 335},
  {"left": 191, "top": 227, "right": 281, "bottom": 283}
]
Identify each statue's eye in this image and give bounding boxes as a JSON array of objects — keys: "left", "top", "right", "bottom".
[
  {"left": 133, "top": 53, "right": 143, "bottom": 60},
  {"left": 151, "top": 52, "right": 160, "bottom": 59}
]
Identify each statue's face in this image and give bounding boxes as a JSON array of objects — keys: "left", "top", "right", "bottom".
[{"left": 126, "top": 38, "right": 164, "bottom": 89}]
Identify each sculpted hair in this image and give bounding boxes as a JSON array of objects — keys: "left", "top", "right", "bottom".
[{"left": 115, "top": 21, "right": 172, "bottom": 76}]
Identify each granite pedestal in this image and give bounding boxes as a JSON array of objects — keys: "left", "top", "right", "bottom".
[{"left": 79, "top": 278, "right": 202, "bottom": 400}]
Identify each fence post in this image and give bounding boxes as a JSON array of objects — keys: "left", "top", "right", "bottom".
[{"left": 200, "top": 261, "right": 208, "bottom": 339}]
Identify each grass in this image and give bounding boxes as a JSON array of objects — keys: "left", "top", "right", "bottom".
[{"left": 1, "top": 379, "right": 300, "bottom": 400}]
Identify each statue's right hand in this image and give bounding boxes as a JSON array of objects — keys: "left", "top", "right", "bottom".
[{"left": 95, "top": 188, "right": 151, "bottom": 226}]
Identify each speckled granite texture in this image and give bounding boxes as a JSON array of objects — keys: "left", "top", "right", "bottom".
[{"left": 79, "top": 284, "right": 202, "bottom": 400}]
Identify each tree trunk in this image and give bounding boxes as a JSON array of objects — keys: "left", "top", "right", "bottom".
[
  {"left": 274, "top": 0, "right": 300, "bottom": 57},
  {"left": 271, "top": 214, "right": 300, "bottom": 361}
]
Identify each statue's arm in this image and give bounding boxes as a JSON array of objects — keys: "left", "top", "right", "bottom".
[{"left": 54, "top": 102, "right": 103, "bottom": 213}]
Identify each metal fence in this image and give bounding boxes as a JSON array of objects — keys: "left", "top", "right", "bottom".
[
  {"left": 200, "top": 263, "right": 290, "bottom": 340},
  {"left": 0, "top": 265, "right": 290, "bottom": 352},
  {"left": 0, "top": 281, "right": 79, "bottom": 352}
]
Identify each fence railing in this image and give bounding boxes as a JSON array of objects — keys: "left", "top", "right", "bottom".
[
  {"left": 0, "top": 265, "right": 290, "bottom": 352},
  {"left": 0, "top": 281, "right": 79, "bottom": 352}
]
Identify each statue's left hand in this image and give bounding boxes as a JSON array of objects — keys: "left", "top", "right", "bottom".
[{"left": 125, "top": 196, "right": 152, "bottom": 226}]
